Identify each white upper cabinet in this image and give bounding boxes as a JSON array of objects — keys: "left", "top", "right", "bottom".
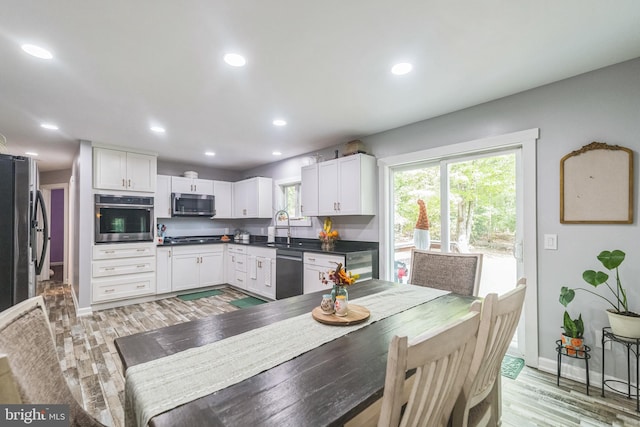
[
  {"left": 301, "top": 164, "right": 319, "bottom": 217},
  {"left": 171, "top": 176, "right": 214, "bottom": 195},
  {"left": 213, "top": 180, "right": 233, "bottom": 218},
  {"left": 314, "top": 154, "right": 377, "bottom": 216},
  {"left": 233, "top": 177, "right": 272, "bottom": 218},
  {"left": 93, "top": 147, "right": 157, "bottom": 192},
  {"left": 156, "top": 175, "right": 172, "bottom": 218}
]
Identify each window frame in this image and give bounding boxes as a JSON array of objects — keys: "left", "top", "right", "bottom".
[{"left": 274, "top": 177, "right": 312, "bottom": 227}]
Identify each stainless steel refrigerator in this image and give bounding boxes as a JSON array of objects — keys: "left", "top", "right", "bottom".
[{"left": 0, "top": 154, "right": 48, "bottom": 311}]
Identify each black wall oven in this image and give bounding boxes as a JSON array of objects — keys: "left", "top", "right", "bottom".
[{"left": 95, "top": 194, "right": 154, "bottom": 243}]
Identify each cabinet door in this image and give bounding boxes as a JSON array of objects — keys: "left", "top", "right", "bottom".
[
  {"left": 213, "top": 181, "right": 233, "bottom": 218},
  {"left": 126, "top": 152, "right": 156, "bottom": 192},
  {"left": 317, "top": 160, "right": 339, "bottom": 215},
  {"left": 193, "top": 179, "right": 214, "bottom": 195},
  {"left": 171, "top": 176, "right": 194, "bottom": 194},
  {"left": 156, "top": 175, "right": 172, "bottom": 218},
  {"left": 233, "top": 180, "right": 250, "bottom": 217},
  {"left": 301, "top": 164, "right": 319, "bottom": 217},
  {"left": 258, "top": 257, "right": 276, "bottom": 299},
  {"left": 247, "top": 255, "right": 260, "bottom": 294},
  {"left": 303, "top": 263, "right": 327, "bottom": 294},
  {"left": 336, "top": 155, "right": 361, "bottom": 215},
  {"left": 156, "top": 248, "right": 172, "bottom": 294},
  {"left": 93, "top": 147, "right": 127, "bottom": 190},
  {"left": 171, "top": 253, "right": 200, "bottom": 291},
  {"left": 199, "top": 251, "right": 224, "bottom": 287}
]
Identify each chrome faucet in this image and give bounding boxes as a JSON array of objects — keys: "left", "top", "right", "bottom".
[{"left": 274, "top": 209, "right": 291, "bottom": 245}]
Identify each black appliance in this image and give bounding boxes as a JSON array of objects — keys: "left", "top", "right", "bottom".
[
  {"left": 275, "top": 248, "right": 303, "bottom": 299},
  {"left": 94, "top": 194, "right": 154, "bottom": 243},
  {"left": 171, "top": 193, "right": 215, "bottom": 217},
  {"left": 0, "top": 154, "right": 48, "bottom": 310}
]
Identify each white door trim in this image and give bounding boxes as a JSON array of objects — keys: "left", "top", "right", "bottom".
[
  {"left": 40, "top": 183, "right": 69, "bottom": 284},
  {"left": 377, "top": 128, "right": 539, "bottom": 367}
]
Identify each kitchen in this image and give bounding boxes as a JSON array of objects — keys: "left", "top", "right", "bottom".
[{"left": 2, "top": 1, "right": 640, "bottom": 426}]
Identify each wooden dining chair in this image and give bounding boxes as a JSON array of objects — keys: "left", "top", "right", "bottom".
[
  {"left": 408, "top": 249, "right": 483, "bottom": 296},
  {"left": 0, "top": 296, "right": 105, "bottom": 427},
  {"left": 451, "top": 279, "right": 527, "bottom": 427},
  {"left": 377, "top": 309, "right": 481, "bottom": 427}
]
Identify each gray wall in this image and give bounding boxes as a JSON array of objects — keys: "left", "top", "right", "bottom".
[
  {"left": 359, "top": 57, "right": 640, "bottom": 373},
  {"left": 41, "top": 168, "right": 72, "bottom": 185},
  {"left": 157, "top": 160, "right": 241, "bottom": 181}
]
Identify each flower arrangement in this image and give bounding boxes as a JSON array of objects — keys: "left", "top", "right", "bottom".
[
  {"left": 322, "top": 263, "right": 359, "bottom": 287},
  {"left": 319, "top": 217, "right": 338, "bottom": 249}
]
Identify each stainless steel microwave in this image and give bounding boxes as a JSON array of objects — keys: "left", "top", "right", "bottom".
[
  {"left": 171, "top": 193, "right": 215, "bottom": 217},
  {"left": 95, "top": 194, "right": 154, "bottom": 243}
]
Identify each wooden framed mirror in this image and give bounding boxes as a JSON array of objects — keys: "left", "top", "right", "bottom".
[{"left": 560, "top": 142, "right": 633, "bottom": 224}]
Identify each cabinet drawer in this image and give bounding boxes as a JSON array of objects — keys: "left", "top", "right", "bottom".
[
  {"left": 91, "top": 273, "right": 155, "bottom": 303},
  {"left": 303, "top": 252, "right": 345, "bottom": 268},
  {"left": 92, "top": 257, "right": 155, "bottom": 278},
  {"left": 233, "top": 271, "right": 247, "bottom": 289},
  {"left": 93, "top": 243, "right": 155, "bottom": 260},
  {"left": 228, "top": 245, "right": 248, "bottom": 254},
  {"left": 234, "top": 254, "right": 247, "bottom": 272}
]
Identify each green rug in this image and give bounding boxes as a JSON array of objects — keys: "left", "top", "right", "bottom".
[
  {"left": 229, "top": 296, "right": 267, "bottom": 308},
  {"left": 501, "top": 355, "right": 525, "bottom": 379},
  {"left": 177, "top": 289, "right": 223, "bottom": 301}
]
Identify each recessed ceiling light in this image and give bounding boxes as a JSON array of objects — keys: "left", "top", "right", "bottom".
[
  {"left": 272, "top": 119, "right": 287, "bottom": 127},
  {"left": 25, "top": 151, "right": 38, "bottom": 156},
  {"left": 224, "top": 53, "right": 246, "bottom": 67},
  {"left": 150, "top": 126, "right": 166, "bottom": 133},
  {"left": 272, "top": 151, "right": 282, "bottom": 156},
  {"left": 40, "top": 123, "right": 58, "bottom": 130},
  {"left": 205, "top": 151, "right": 215, "bottom": 156},
  {"left": 391, "top": 62, "right": 413, "bottom": 75},
  {"left": 21, "top": 44, "right": 53, "bottom": 59}
]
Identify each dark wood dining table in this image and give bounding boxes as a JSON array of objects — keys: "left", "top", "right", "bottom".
[{"left": 115, "top": 279, "right": 475, "bottom": 427}]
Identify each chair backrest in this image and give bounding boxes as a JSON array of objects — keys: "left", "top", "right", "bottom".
[
  {"left": 408, "top": 249, "right": 483, "bottom": 296},
  {"left": 378, "top": 310, "right": 481, "bottom": 427},
  {"left": 0, "top": 296, "right": 103, "bottom": 427},
  {"left": 462, "top": 279, "right": 526, "bottom": 409}
]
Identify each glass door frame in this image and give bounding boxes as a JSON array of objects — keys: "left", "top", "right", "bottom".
[{"left": 377, "top": 128, "right": 539, "bottom": 367}]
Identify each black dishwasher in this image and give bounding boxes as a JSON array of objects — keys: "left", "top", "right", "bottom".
[{"left": 275, "top": 248, "right": 303, "bottom": 299}]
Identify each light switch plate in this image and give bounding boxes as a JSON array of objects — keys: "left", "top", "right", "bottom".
[{"left": 544, "top": 234, "right": 558, "bottom": 250}]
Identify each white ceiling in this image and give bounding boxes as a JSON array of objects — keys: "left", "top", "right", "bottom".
[{"left": 1, "top": 1, "right": 640, "bottom": 172}]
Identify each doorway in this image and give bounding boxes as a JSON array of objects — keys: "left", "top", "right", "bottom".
[
  {"left": 40, "top": 184, "right": 68, "bottom": 284},
  {"left": 378, "top": 129, "right": 538, "bottom": 366}
]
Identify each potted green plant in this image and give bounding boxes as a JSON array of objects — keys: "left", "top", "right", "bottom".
[
  {"left": 560, "top": 311, "right": 584, "bottom": 356},
  {"left": 559, "top": 249, "right": 640, "bottom": 338}
]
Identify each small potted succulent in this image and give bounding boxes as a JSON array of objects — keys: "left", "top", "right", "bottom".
[
  {"left": 560, "top": 311, "right": 585, "bottom": 356},
  {"left": 560, "top": 249, "right": 640, "bottom": 338}
]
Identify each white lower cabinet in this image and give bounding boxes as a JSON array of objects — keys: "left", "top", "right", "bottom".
[
  {"left": 91, "top": 243, "right": 156, "bottom": 304},
  {"left": 171, "top": 245, "right": 224, "bottom": 292},
  {"left": 226, "top": 245, "right": 248, "bottom": 290},
  {"left": 156, "top": 247, "right": 172, "bottom": 294},
  {"left": 247, "top": 247, "right": 276, "bottom": 300},
  {"left": 303, "top": 252, "right": 345, "bottom": 294}
]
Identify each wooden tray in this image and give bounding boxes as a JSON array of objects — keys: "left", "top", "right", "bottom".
[{"left": 311, "top": 304, "right": 370, "bottom": 326}]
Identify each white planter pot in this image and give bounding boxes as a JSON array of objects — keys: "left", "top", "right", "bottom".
[{"left": 606, "top": 309, "right": 640, "bottom": 339}]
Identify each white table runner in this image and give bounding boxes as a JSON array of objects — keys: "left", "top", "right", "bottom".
[{"left": 125, "top": 285, "right": 449, "bottom": 427}]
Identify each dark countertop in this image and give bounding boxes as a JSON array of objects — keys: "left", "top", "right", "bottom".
[{"left": 158, "top": 235, "right": 378, "bottom": 255}]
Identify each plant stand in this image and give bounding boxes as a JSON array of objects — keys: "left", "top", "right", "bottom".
[
  {"left": 556, "top": 340, "right": 591, "bottom": 395},
  {"left": 601, "top": 326, "right": 640, "bottom": 412}
]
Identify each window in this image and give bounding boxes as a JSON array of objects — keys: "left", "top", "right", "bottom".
[{"left": 275, "top": 178, "right": 311, "bottom": 226}]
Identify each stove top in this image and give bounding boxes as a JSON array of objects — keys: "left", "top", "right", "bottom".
[{"left": 163, "top": 235, "right": 222, "bottom": 244}]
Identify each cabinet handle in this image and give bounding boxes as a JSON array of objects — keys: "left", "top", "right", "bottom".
[
  {"left": 308, "top": 257, "right": 315, "bottom": 261},
  {"left": 136, "top": 249, "right": 146, "bottom": 252},
  {"left": 136, "top": 284, "right": 146, "bottom": 289},
  {"left": 105, "top": 267, "right": 115, "bottom": 271},
  {"left": 168, "top": 250, "right": 171, "bottom": 257},
  {"left": 237, "top": 278, "right": 243, "bottom": 282},
  {"left": 137, "top": 264, "right": 146, "bottom": 268},
  {"left": 105, "top": 250, "right": 115, "bottom": 254},
  {"left": 337, "top": 202, "right": 341, "bottom": 211},
  {"left": 232, "top": 255, "right": 235, "bottom": 262},
  {"left": 318, "top": 272, "right": 322, "bottom": 280},
  {"left": 128, "top": 179, "right": 132, "bottom": 188},
  {"left": 194, "top": 184, "right": 197, "bottom": 191},
  {"left": 237, "top": 261, "right": 243, "bottom": 265},
  {"left": 258, "top": 260, "right": 262, "bottom": 268},
  {"left": 122, "top": 179, "right": 126, "bottom": 187},
  {"left": 333, "top": 202, "right": 337, "bottom": 210},
  {"left": 104, "top": 288, "right": 115, "bottom": 293}
]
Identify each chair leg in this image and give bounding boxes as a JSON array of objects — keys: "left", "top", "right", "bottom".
[{"left": 488, "top": 378, "right": 502, "bottom": 426}]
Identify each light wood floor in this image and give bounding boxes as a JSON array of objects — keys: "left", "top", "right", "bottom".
[{"left": 38, "top": 280, "right": 640, "bottom": 427}]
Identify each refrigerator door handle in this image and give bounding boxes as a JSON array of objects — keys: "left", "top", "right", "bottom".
[{"left": 33, "top": 190, "right": 48, "bottom": 275}]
